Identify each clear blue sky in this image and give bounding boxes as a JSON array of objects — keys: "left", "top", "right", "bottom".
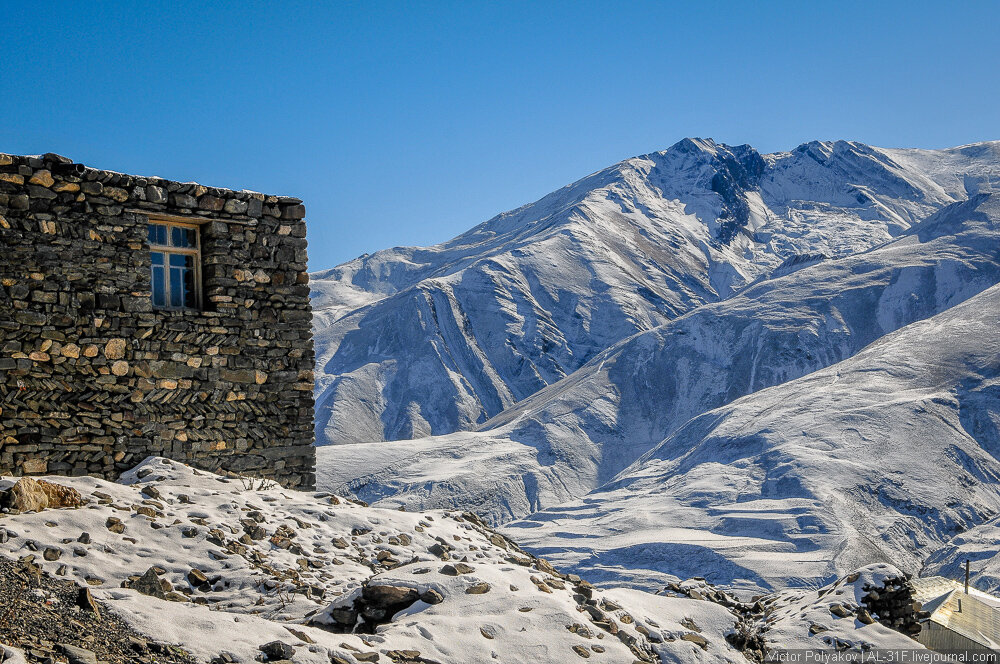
[{"left": 3, "top": 1, "right": 998, "bottom": 270}]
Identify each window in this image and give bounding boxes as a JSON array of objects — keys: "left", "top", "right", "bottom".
[{"left": 148, "top": 220, "right": 201, "bottom": 310}]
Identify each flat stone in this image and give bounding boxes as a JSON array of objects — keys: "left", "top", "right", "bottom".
[
  {"left": 60, "top": 644, "right": 98, "bottom": 664},
  {"left": 28, "top": 170, "right": 54, "bottom": 187},
  {"left": 440, "top": 563, "right": 475, "bottom": 576}
]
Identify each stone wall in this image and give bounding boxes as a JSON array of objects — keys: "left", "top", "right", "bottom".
[{"left": 0, "top": 152, "right": 315, "bottom": 488}]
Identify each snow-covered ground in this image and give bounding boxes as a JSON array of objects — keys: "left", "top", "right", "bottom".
[
  {"left": 1, "top": 459, "right": 938, "bottom": 662},
  {"left": 0, "top": 458, "right": 742, "bottom": 663},
  {"left": 311, "top": 139, "right": 1000, "bottom": 448}
]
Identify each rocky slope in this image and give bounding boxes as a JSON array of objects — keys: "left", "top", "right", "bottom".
[
  {"left": 311, "top": 140, "right": 1000, "bottom": 447},
  {"left": 0, "top": 555, "right": 195, "bottom": 664}
]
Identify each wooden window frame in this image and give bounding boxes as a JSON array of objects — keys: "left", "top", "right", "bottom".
[{"left": 148, "top": 218, "right": 203, "bottom": 311}]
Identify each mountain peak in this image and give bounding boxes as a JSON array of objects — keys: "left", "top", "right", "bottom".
[{"left": 668, "top": 137, "right": 721, "bottom": 155}]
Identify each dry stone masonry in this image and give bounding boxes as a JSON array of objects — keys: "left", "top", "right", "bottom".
[{"left": 0, "top": 152, "right": 315, "bottom": 487}]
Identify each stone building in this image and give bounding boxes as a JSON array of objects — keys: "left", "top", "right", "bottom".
[{"left": 0, "top": 152, "right": 315, "bottom": 488}]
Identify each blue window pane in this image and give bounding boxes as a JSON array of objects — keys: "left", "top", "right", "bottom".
[
  {"left": 148, "top": 224, "right": 167, "bottom": 245},
  {"left": 184, "top": 270, "right": 196, "bottom": 307},
  {"left": 169, "top": 266, "right": 183, "bottom": 307},
  {"left": 170, "top": 226, "right": 196, "bottom": 248},
  {"left": 151, "top": 251, "right": 166, "bottom": 307},
  {"left": 167, "top": 254, "right": 196, "bottom": 308}
]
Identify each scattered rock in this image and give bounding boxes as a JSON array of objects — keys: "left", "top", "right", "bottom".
[
  {"left": 439, "top": 563, "right": 474, "bottom": 576},
  {"left": 680, "top": 632, "right": 709, "bottom": 649},
  {"left": 284, "top": 627, "right": 315, "bottom": 644},
  {"left": 60, "top": 645, "right": 99, "bottom": 664},
  {"left": 420, "top": 588, "right": 444, "bottom": 605},
  {"left": 130, "top": 567, "right": 166, "bottom": 599},
  {"left": 259, "top": 641, "right": 295, "bottom": 661},
  {"left": 187, "top": 569, "right": 209, "bottom": 587},
  {"left": 76, "top": 587, "right": 101, "bottom": 618},
  {"left": 829, "top": 603, "right": 852, "bottom": 618},
  {"left": 680, "top": 617, "right": 701, "bottom": 632}
]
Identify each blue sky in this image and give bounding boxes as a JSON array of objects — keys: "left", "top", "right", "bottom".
[{"left": 2, "top": 1, "right": 998, "bottom": 270}]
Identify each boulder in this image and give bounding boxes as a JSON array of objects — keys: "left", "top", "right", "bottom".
[
  {"left": 0, "top": 477, "right": 82, "bottom": 512},
  {"left": 1, "top": 478, "right": 48, "bottom": 512}
]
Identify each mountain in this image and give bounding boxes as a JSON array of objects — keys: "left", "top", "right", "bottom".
[
  {"left": 316, "top": 193, "right": 1000, "bottom": 525},
  {"left": 311, "top": 139, "right": 1000, "bottom": 447},
  {"left": 505, "top": 279, "right": 1000, "bottom": 594}
]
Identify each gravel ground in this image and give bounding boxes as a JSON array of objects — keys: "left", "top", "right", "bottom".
[{"left": 0, "top": 554, "right": 196, "bottom": 664}]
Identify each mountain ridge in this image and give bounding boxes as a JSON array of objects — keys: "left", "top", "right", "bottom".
[{"left": 311, "top": 139, "right": 1000, "bottom": 448}]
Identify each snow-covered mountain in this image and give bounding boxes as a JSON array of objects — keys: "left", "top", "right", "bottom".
[
  {"left": 317, "top": 193, "right": 1000, "bottom": 525},
  {"left": 312, "top": 139, "right": 1000, "bottom": 596},
  {"left": 311, "top": 139, "right": 1000, "bottom": 447}
]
